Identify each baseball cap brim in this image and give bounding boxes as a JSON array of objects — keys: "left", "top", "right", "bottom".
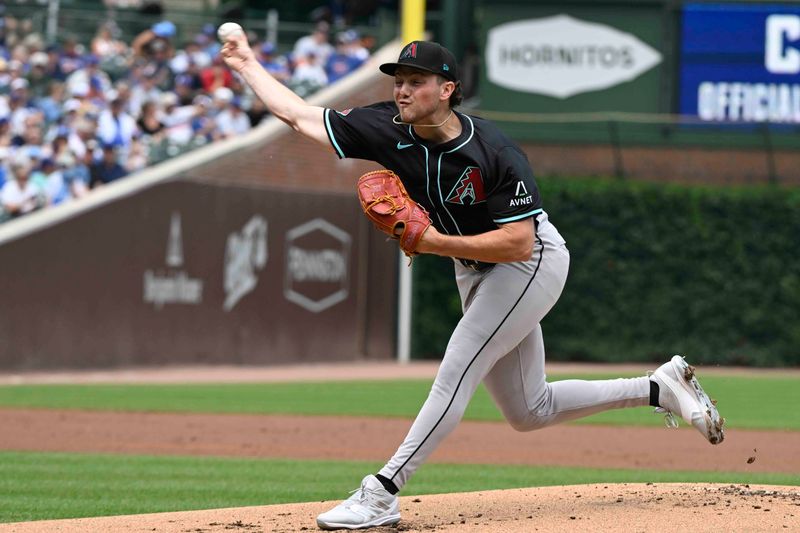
[
  {"left": 380, "top": 62, "right": 437, "bottom": 76},
  {"left": 379, "top": 61, "right": 457, "bottom": 81}
]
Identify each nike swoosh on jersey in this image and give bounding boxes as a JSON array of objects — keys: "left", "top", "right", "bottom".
[{"left": 396, "top": 141, "right": 414, "bottom": 150}]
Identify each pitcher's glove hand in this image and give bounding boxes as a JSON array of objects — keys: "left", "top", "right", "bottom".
[{"left": 357, "top": 169, "right": 431, "bottom": 257}]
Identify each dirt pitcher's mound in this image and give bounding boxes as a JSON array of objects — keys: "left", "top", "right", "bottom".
[{"left": 3, "top": 483, "right": 798, "bottom": 532}]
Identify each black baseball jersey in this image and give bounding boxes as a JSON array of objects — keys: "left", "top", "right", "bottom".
[{"left": 324, "top": 101, "right": 543, "bottom": 267}]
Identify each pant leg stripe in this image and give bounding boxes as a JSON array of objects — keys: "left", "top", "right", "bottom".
[{"left": 389, "top": 236, "right": 545, "bottom": 482}]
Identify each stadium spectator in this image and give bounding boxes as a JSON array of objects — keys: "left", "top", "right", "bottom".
[
  {"left": 173, "top": 73, "right": 198, "bottom": 106},
  {"left": 1, "top": 152, "right": 45, "bottom": 218},
  {"left": 35, "top": 80, "right": 66, "bottom": 124},
  {"left": 257, "top": 42, "right": 291, "bottom": 84},
  {"left": 42, "top": 44, "right": 68, "bottom": 82},
  {"left": 58, "top": 98, "right": 82, "bottom": 128},
  {"left": 0, "top": 59, "right": 11, "bottom": 94},
  {"left": 0, "top": 147, "right": 7, "bottom": 187},
  {"left": 210, "top": 86, "right": 234, "bottom": 117},
  {"left": 132, "top": 20, "right": 176, "bottom": 61},
  {"left": 137, "top": 100, "right": 165, "bottom": 138},
  {"left": 125, "top": 135, "right": 149, "bottom": 173},
  {"left": 9, "top": 43, "right": 31, "bottom": 65},
  {"left": 26, "top": 52, "right": 52, "bottom": 98},
  {"left": 189, "top": 94, "right": 217, "bottom": 142},
  {"left": 350, "top": 32, "right": 372, "bottom": 62},
  {"left": 91, "top": 22, "right": 127, "bottom": 59},
  {"left": 66, "top": 81, "right": 101, "bottom": 120},
  {"left": 325, "top": 30, "right": 366, "bottom": 84},
  {"left": 98, "top": 95, "right": 138, "bottom": 154},
  {"left": 112, "top": 81, "right": 137, "bottom": 117},
  {"left": 89, "top": 143, "right": 127, "bottom": 188},
  {"left": 67, "top": 118, "right": 97, "bottom": 160},
  {"left": 246, "top": 96, "right": 269, "bottom": 127},
  {"left": 49, "top": 132, "right": 72, "bottom": 165},
  {"left": 292, "top": 21, "right": 335, "bottom": 66},
  {"left": 7, "top": 58, "right": 26, "bottom": 82},
  {"left": 61, "top": 149, "right": 90, "bottom": 200},
  {"left": 13, "top": 113, "right": 47, "bottom": 161},
  {"left": 160, "top": 91, "right": 195, "bottom": 145},
  {"left": 133, "top": 24, "right": 175, "bottom": 92},
  {"left": 7, "top": 80, "right": 33, "bottom": 136},
  {"left": 290, "top": 53, "right": 328, "bottom": 95},
  {"left": 66, "top": 55, "right": 113, "bottom": 102},
  {"left": 0, "top": 13, "right": 371, "bottom": 223},
  {"left": 39, "top": 157, "right": 69, "bottom": 205},
  {"left": 128, "top": 69, "right": 162, "bottom": 118},
  {"left": 0, "top": 118, "right": 12, "bottom": 148},
  {"left": 170, "top": 38, "right": 212, "bottom": 75},
  {"left": 200, "top": 55, "right": 233, "bottom": 93},
  {"left": 215, "top": 96, "right": 251, "bottom": 138},
  {"left": 197, "top": 23, "right": 222, "bottom": 59},
  {"left": 57, "top": 37, "right": 86, "bottom": 80}
]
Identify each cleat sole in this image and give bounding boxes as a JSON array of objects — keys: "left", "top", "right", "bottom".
[{"left": 674, "top": 357, "right": 725, "bottom": 445}]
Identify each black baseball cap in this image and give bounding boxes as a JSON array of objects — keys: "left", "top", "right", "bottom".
[{"left": 380, "top": 41, "right": 459, "bottom": 82}]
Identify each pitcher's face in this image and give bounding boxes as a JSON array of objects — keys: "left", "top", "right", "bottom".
[{"left": 393, "top": 67, "right": 450, "bottom": 124}]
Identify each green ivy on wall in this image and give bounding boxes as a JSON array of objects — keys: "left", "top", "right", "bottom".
[{"left": 412, "top": 177, "right": 800, "bottom": 367}]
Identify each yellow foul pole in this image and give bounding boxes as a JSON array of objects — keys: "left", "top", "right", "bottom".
[{"left": 401, "top": 0, "right": 426, "bottom": 44}]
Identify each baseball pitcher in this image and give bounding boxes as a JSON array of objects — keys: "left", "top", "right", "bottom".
[{"left": 221, "top": 33, "right": 724, "bottom": 531}]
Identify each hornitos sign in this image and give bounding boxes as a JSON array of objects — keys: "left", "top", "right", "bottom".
[
  {"left": 486, "top": 14, "right": 662, "bottom": 99},
  {"left": 143, "top": 212, "right": 204, "bottom": 309}
]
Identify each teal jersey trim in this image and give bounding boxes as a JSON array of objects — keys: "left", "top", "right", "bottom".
[
  {"left": 409, "top": 125, "right": 446, "bottom": 231},
  {"left": 494, "top": 208, "right": 543, "bottom": 224},
  {"left": 443, "top": 115, "right": 475, "bottom": 155},
  {"left": 437, "top": 153, "right": 461, "bottom": 234},
  {"left": 324, "top": 109, "right": 346, "bottom": 159}
]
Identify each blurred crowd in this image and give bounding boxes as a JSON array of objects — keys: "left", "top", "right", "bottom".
[{"left": 0, "top": 17, "right": 372, "bottom": 222}]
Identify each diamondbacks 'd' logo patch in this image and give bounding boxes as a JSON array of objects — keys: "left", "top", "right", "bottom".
[
  {"left": 400, "top": 42, "right": 418, "bottom": 59},
  {"left": 446, "top": 167, "right": 486, "bottom": 205}
]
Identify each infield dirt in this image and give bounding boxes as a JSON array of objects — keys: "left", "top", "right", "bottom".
[{"left": 1, "top": 362, "right": 798, "bottom": 532}]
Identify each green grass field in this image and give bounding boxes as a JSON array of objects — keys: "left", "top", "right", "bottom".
[
  {"left": 0, "top": 373, "right": 797, "bottom": 430},
  {"left": 1, "top": 372, "right": 798, "bottom": 523},
  {"left": 2, "top": 452, "right": 799, "bottom": 524}
]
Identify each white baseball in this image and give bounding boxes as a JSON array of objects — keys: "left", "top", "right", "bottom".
[{"left": 217, "top": 22, "right": 244, "bottom": 43}]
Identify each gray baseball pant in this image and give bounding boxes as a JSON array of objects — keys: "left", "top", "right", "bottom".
[{"left": 379, "top": 212, "right": 651, "bottom": 489}]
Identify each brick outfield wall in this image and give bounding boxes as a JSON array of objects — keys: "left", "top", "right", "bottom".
[{"left": 521, "top": 144, "right": 800, "bottom": 186}]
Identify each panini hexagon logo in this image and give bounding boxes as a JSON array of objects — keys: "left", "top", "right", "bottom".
[{"left": 283, "top": 218, "right": 352, "bottom": 313}]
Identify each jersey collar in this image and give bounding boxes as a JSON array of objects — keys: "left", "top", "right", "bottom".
[{"left": 407, "top": 111, "right": 471, "bottom": 152}]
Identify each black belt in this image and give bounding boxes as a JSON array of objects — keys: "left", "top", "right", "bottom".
[{"left": 458, "top": 258, "right": 495, "bottom": 272}]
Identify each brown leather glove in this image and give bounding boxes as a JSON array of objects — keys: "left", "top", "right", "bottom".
[{"left": 357, "top": 169, "right": 432, "bottom": 257}]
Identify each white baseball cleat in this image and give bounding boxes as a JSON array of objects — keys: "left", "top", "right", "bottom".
[
  {"left": 316, "top": 475, "right": 401, "bottom": 530},
  {"left": 650, "top": 355, "right": 725, "bottom": 445}
]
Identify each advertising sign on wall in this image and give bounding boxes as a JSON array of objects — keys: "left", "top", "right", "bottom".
[
  {"left": 0, "top": 181, "right": 398, "bottom": 369},
  {"left": 486, "top": 14, "right": 662, "bottom": 99},
  {"left": 680, "top": 3, "right": 800, "bottom": 123},
  {"left": 478, "top": 2, "right": 666, "bottom": 141}
]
